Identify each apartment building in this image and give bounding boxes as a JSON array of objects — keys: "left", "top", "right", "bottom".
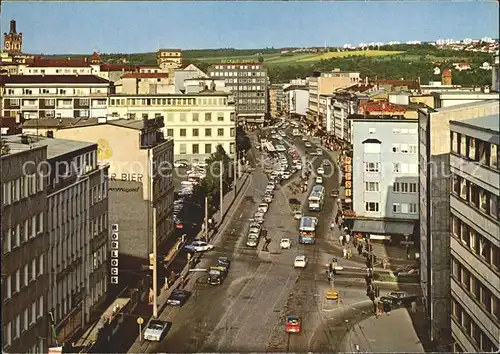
[
  {"left": 350, "top": 118, "right": 419, "bottom": 246},
  {"left": 207, "top": 63, "right": 268, "bottom": 125},
  {"left": 156, "top": 49, "right": 182, "bottom": 70},
  {"left": 307, "top": 70, "right": 361, "bottom": 126},
  {"left": 0, "top": 75, "right": 111, "bottom": 120},
  {"left": 284, "top": 85, "right": 308, "bottom": 119},
  {"left": 269, "top": 84, "right": 284, "bottom": 118},
  {"left": 2, "top": 137, "right": 49, "bottom": 354},
  {"left": 107, "top": 91, "right": 236, "bottom": 163},
  {"left": 449, "top": 115, "right": 499, "bottom": 353},
  {"left": 47, "top": 117, "right": 174, "bottom": 297},
  {"left": 17, "top": 54, "right": 102, "bottom": 76},
  {"left": 432, "top": 89, "right": 500, "bottom": 109},
  {"left": 418, "top": 100, "right": 500, "bottom": 347},
  {"left": 116, "top": 73, "right": 172, "bottom": 95}
]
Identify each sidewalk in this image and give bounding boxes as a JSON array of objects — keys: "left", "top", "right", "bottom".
[{"left": 341, "top": 307, "right": 426, "bottom": 353}]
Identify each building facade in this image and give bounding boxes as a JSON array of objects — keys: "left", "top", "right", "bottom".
[
  {"left": 432, "top": 90, "right": 500, "bottom": 109},
  {"left": 449, "top": 115, "right": 499, "bottom": 353},
  {"left": 284, "top": 85, "right": 308, "bottom": 119},
  {"left": 107, "top": 92, "right": 236, "bottom": 163},
  {"left": 207, "top": 63, "right": 268, "bottom": 125},
  {"left": 0, "top": 75, "right": 111, "bottom": 120},
  {"left": 269, "top": 84, "right": 284, "bottom": 118},
  {"left": 42, "top": 137, "right": 109, "bottom": 346},
  {"left": 492, "top": 55, "right": 499, "bottom": 92},
  {"left": 3, "top": 20, "right": 23, "bottom": 54},
  {"left": 418, "top": 100, "right": 500, "bottom": 347},
  {"left": 156, "top": 49, "right": 182, "bottom": 70},
  {"left": 350, "top": 118, "right": 419, "bottom": 245},
  {"left": 2, "top": 138, "right": 49, "bottom": 354}
]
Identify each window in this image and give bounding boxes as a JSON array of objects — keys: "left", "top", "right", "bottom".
[
  {"left": 460, "top": 178, "right": 468, "bottom": 200},
  {"left": 365, "top": 162, "right": 380, "bottom": 172},
  {"left": 491, "top": 144, "right": 498, "bottom": 169},
  {"left": 192, "top": 128, "right": 199, "bottom": 137},
  {"left": 365, "top": 202, "right": 379, "bottom": 212},
  {"left": 192, "top": 144, "right": 199, "bottom": 154},
  {"left": 179, "top": 144, "right": 187, "bottom": 155},
  {"left": 5, "top": 275, "right": 11, "bottom": 299},
  {"left": 393, "top": 163, "right": 401, "bottom": 173},
  {"left": 38, "top": 213, "right": 43, "bottom": 234},
  {"left": 393, "top": 203, "right": 401, "bottom": 213},
  {"left": 217, "top": 128, "right": 224, "bottom": 137},
  {"left": 401, "top": 203, "right": 409, "bottom": 213},
  {"left": 14, "top": 315, "right": 20, "bottom": 339},
  {"left": 392, "top": 144, "right": 400, "bottom": 153},
  {"left": 31, "top": 302, "right": 36, "bottom": 325},
  {"left": 4, "top": 322, "right": 11, "bottom": 347},
  {"left": 23, "top": 264, "right": 28, "bottom": 287},
  {"left": 230, "top": 128, "right": 236, "bottom": 137},
  {"left": 468, "top": 137, "right": 476, "bottom": 160},
  {"left": 180, "top": 129, "right": 187, "bottom": 137},
  {"left": 205, "top": 144, "right": 212, "bottom": 154},
  {"left": 393, "top": 128, "right": 400, "bottom": 134},
  {"left": 166, "top": 129, "right": 174, "bottom": 137},
  {"left": 205, "top": 128, "right": 212, "bottom": 137},
  {"left": 205, "top": 113, "right": 212, "bottom": 122},
  {"left": 15, "top": 269, "right": 20, "bottom": 293},
  {"left": 400, "top": 144, "right": 409, "bottom": 153},
  {"left": 409, "top": 183, "right": 417, "bottom": 193},
  {"left": 38, "top": 296, "right": 43, "bottom": 318},
  {"left": 192, "top": 113, "right": 199, "bottom": 122},
  {"left": 401, "top": 183, "right": 409, "bottom": 193},
  {"left": 368, "top": 128, "right": 376, "bottom": 134},
  {"left": 180, "top": 113, "right": 187, "bottom": 122},
  {"left": 166, "top": 113, "right": 174, "bottom": 122},
  {"left": 31, "top": 259, "right": 36, "bottom": 281},
  {"left": 460, "top": 134, "right": 467, "bottom": 156},
  {"left": 23, "top": 309, "right": 28, "bottom": 332},
  {"left": 364, "top": 143, "right": 381, "bottom": 154},
  {"left": 217, "top": 113, "right": 224, "bottom": 122},
  {"left": 393, "top": 182, "right": 400, "bottom": 192},
  {"left": 451, "top": 132, "right": 459, "bottom": 153},
  {"left": 409, "top": 145, "right": 417, "bottom": 154},
  {"left": 365, "top": 182, "right": 379, "bottom": 192},
  {"left": 3, "top": 228, "right": 11, "bottom": 254},
  {"left": 39, "top": 254, "right": 44, "bottom": 275}
]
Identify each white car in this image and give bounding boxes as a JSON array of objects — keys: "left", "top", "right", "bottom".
[
  {"left": 263, "top": 194, "right": 273, "bottom": 203},
  {"left": 316, "top": 149, "right": 323, "bottom": 156},
  {"left": 144, "top": 320, "right": 169, "bottom": 341},
  {"left": 293, "top": 211, "right": 303, "bottom": 220},
  {"left": 249, "top": 223, "right": 261, "bottom": 235},
  {"left": 254, "top": 212, "right": 265, "bottom": 223},
  {"left": 173, "top": 160, "right": 189, "bottom": 168},
  {"left": 315, "top": 176, "right": 323, "bottom": 184},
  {"left": 302, "top": 137, "right": 308, "bottom": 141},
  {"left": 266, "top": 185, "right": 274, "bottom": 193},
  {"left": 317, "top": 167, "right": 325, "bottom": 175},
  {"left": 258, "top": 203, "right": 269, "bottom": 214},
  {"left": 294, "top": 255, "right": 308, "bottom": 268},
  {"left": 295, "top": 163, "right": 303, "bottom": 170},
  {"left": 282, "top": 171, "right": 292, "bottom": 180},
  {"left": 305, "top": 142, "right": 312, "bottom": 148},
  {"left": 246, "top": 234, "right": 259, "bottom": 247},
  {"left": 280, "top": 238, "right": 291, "bottom": 249},
  {"left": 185, "top": 241, "right": 214, "bottom": 252}
]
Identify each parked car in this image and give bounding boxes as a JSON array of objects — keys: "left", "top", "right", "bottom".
[
  {"left": 217, "top": 256, "right": 231, "bottom": 270},
  {"left": 167, "top": 289, "right": 190, "bottom": 306},
  {"left": 144, "top": 320, "right": 169, "bottom": 341},
  {"left": 254, "top": 211, "right": 265, "bottom": 223},
  {"left": 305, "top": 142, "right": 312, "bottom": 148},
  {"left": 294, "top": 255, "right": 308, "bottom": 268},
  {"left": 263, "top": 194, "right": 273, "bottom": 203},
  {"left": 173, "top": 160, "right": 189, "bottom": 168},
  {"left": 258, "top": 203, "right": 269, "bottom": 214},
  {"left": 285, "top": 316, "right": 301, "bottom": 333},
  {"left": 317, "top": 167, "right": 325, "bottom": 175},
  {"left": 246, "top": 234, "right": 259, "bottom": 247},
  {"left": 384, "top": 291, "right": 418, "bottom": 306},
  {"left": 185, "top": 241, "right": 214, "bottom": 252},
  {"left": 293, "top": 211, "right": 303, "bottom": 220},
  {"left": 315, "top": 176, "right": 323, "bottom": 184},
  {"left": 281, "top": 171, "right": 292, "bottom": 180},
  {"left": 280, "top": 238, "right": 291, "bottom": 249}
]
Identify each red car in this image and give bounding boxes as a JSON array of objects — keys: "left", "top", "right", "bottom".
[{"left": 285, "top": 316, "right": 301, "bottom": 333}]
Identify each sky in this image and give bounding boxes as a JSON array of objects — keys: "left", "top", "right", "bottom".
[{"left": 1, "top": 1, "right": 499, "bottom": 54}]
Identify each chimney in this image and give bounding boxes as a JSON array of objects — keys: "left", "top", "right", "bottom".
[{"left": 10, "top": 20, "right": 16, "bottom": 34}]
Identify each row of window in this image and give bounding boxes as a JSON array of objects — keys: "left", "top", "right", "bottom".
[
  {"left": 451, "top": 131, "right": 499, "bottom": 170},
  {"left": 451, "top": 215, "right": 499, "bottom": 270},
  {"left": 393, "top": 128, "right": 418, "bottom": 135},
  {"left": 237, "top": 98, "right": 266, "bottom": 104},
  {"left": 211, "top": 65, "right": 264, "bottom": 70},
  {"left": 451, "top": 300, "right": 498, "bottom": 353},
  {"left": 4, "top": 254, "right": 44, "bottom": 299},
  {"left": 109, "top": 97, "right": 228, "bottom": 107},
  {"left": 364, "top": 201, "right": 418, "bottom": 213},
  {"left": 394, "top": 182, "right": 418, "bottom": 193},
  {"left": 166, "top": 112, "right": 225, "bottom": 123},
  {"left": 452, "top": 173, "right": 500, "bottom": 221},
  {"left": 165, "top": 127, "right": 235, "bottom": 139},
  {"left": 392, "top": 143, "right": 418, "bottom": 154},
  {"left": 3, "top": 297, "right": 44, "bottom": 349},
  {"left": 178, "top": 142, "right": 236, "bottom": 155},
  {"left": 6, "top": 88, "right": 106, "bottom": 96},
  {"left": 3, "top": 174, "right": 44, "bottom": 206},
  {"left": 362, "top": 161, "right": 419, "bottom": 174},
  {"left": 3, "top": 213, "right": 44, "bottom": 254}
]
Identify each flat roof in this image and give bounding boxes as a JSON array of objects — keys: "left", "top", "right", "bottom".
[
  {"left": 451, "top": 114, "right": 500, "bottom": 133},
  {"left": 110, "top": 90, "right": 230, "bottom": 97},
  {"left": 435, "top": 99, "right": 499, "bottom": 113},
  {"left": 2, "top": 134, "right": 95, "bottom": 159},
  {"left": 21, "top": 118, "right": 147, "bottom": 131}
]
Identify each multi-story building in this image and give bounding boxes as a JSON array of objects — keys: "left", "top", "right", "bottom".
[
  {"left": 207, "top": 63, "right": 268, "bottom": 125},
  {"left": 39, "top": 117, "right": 174, "bottom": 298},
  {"left": 432, "top": 89, "right": 499, "bottom": 109},
  {"left": 492, "top": 55, "right": 499, "bottom": 92},
  {"left": 3, "top": 20, "right": 23, "bottom": 54},
  {"left": 156, "top": 49, "right": 182, "bottom": 70},
  {"left": 106, "top": 91, "right": 236, "bottom": 163},
  {"left": 449, "top": 115, "right": 499, "bottom": 353},
  {"left": 283, "top": 85, "right": 308, "bottom": 119},
  {"left": 17, "top": 54, "right": 102, "bottom": 76},
  {"left": 2, "top": 136, "right": 49, "bottom": 354},
  {"left": 116, "top": 72, "right": 172, "bottom": 95},
  {"left": 418, "top": 100, "right": 500, "bottom": 348},
  {"left": 350, "top": 118, "right": 419, "bottom": 246},
  {"left": 269, "top": 84, "right": 284, "bottom": 118},
  {"left": 307, "top": 70, "right": 361, "bottom": 126},
  {"left": 0, "top": 75, "right": 111, "bottom": 120}
]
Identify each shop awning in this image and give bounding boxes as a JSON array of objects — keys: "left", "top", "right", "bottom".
[{"left": 351, "top": 219, "right": 415, "bottom": 235}]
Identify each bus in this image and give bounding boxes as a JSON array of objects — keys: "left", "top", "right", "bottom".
[
  {"left": 299, "top": 216, "right": 318, "bottom": 244},
  {"left": 308, "top": 185, "right": 325, "bottom": 211}
]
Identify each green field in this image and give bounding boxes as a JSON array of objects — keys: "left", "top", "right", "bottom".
[{"left": 195, "top": 50, "right": 404, "bottom": 66}]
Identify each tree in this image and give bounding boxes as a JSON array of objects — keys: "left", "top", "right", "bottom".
[{"left": 258, "top": 55, "right": 264, "bottom": 63}]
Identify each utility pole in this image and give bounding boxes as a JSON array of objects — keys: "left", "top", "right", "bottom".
[
  {"left": 204, "top": 196, "right": 208, "bottom": 242},
  {"left": 219, "top": 161, "right": 224, "bottom": 224}
]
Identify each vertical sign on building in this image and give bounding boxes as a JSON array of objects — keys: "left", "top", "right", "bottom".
[
  {"left": 344, "top": 156, "right": 352, "bottom": 206},
  {"left": 110, "top": 224, "right": 119, "bottom": 284}
]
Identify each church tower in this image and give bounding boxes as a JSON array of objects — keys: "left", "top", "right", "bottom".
[{"left": 3, "top": 20, "right": 23, "bottom": 54}]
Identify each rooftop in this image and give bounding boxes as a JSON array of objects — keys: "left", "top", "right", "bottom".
[
  {"left": 434, "top": 99, "right": 499, "bottom": 113},
  {"left": 22, "top": 118, "right": 147, "bottom": 131},
  {"left": 451, "top": 114, "right": 500, "bottom": 134},
  {"left": 110, "top": 90, "right": 230, "bottom": 97},
  {"left": 1, "top": 134, "right": 95, "bottom": 159},
  {"left": 0, "top": 74, "right": 110, "bottom": 85},
  {"left": 121, "top": 72, "right": 169, "bottom": 79}
]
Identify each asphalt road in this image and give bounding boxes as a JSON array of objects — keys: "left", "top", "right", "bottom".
[{"left": 139, "top": 126, "right": 416, "bottom": 353}]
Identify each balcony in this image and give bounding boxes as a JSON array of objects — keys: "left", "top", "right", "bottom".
[
  {"left": 450, "top": 195, "right": 500, "bottom": 242},
  {"left": 451, "top": 278, "right": 499, "bottom": 342}
]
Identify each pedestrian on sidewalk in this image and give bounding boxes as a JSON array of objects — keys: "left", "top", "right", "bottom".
[
  {"left": 345, "top": 233, "right": 351, "bottom": 244},
  {"left": 411, "top": 301, "right": 417, "bottom": 313},
  {"left": 339, "top": 235, "right": 344, "bottom": 246},
  {"left": 357, "top": 244, "right": 363, "bottom": 255},
  {"left": 342, "top": 247, "right": 347, "bottom": 258}
]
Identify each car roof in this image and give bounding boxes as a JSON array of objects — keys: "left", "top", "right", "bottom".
[
  {"left": 295, "top": 255, "right": 306, "bottom": 260},
  {"left": 150, "top": 320, "right": 164, "bottom": 326}
]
